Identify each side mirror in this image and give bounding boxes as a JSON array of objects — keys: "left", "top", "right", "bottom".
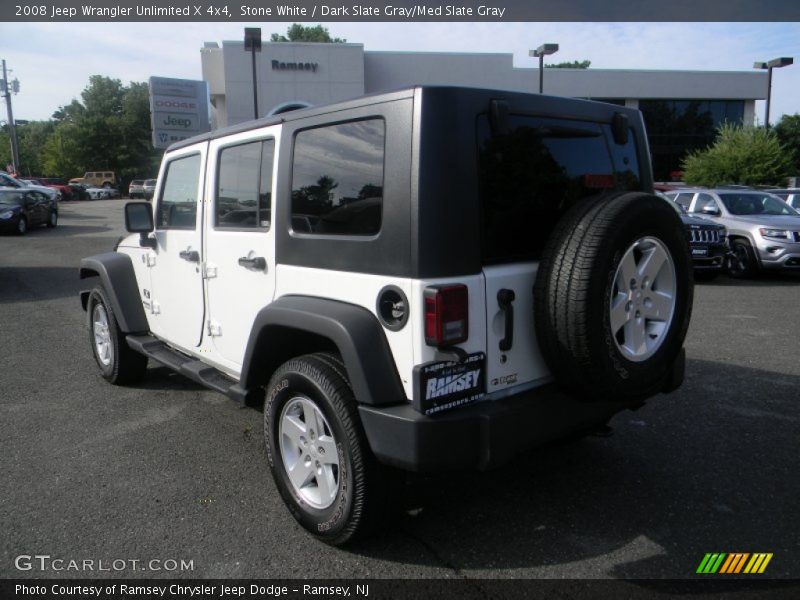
[
  {"left": 125, "top": 202, "right": 156, "bottom": 248},
  {"left": 700, "top": 206, "right": 720, "bottom": 216}
]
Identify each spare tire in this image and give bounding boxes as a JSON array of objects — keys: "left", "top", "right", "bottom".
[{"left": 533, "top": 191, "right": 693, "bottom": 401}]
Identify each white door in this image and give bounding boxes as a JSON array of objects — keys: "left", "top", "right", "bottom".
[
  {"left": 148, "top": 144, "right": 207, "bottom": 351},
  {"left": 203, "top": 129, "right": 279, "bottom": 372}
]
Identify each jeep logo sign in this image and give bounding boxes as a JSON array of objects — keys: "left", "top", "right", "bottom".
[
  {"left": 149, "top": 76, "right": 209, "bottom": 149},
  {"left": 159, "top": 113, "right": 197, "bottom": 129},
  {"left": 271, "top": 60, "right": 319, "bottom": 72}
]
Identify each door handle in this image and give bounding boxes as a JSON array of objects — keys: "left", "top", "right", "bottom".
[
  {"left": 179, "top": 249, "right": 200, "bottom": 262},
  {"left": 497, "top": 288, "right": 516, "bottom": 352},
  {"left": 238, "top": 256, "right": 267, "bottom": 270}
]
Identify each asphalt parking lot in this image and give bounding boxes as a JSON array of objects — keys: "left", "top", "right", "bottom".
[{"left": 1, "top": 199, "right": 799, "bottom": 581}]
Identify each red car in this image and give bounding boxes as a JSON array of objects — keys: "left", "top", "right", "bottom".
[{"left": 33, "top": 177, "right": 73, "bottom": 201}]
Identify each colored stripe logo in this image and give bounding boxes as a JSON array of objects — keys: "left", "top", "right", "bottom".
[{"left": 697, "top": 553, "right": 773, "bottom": 574}]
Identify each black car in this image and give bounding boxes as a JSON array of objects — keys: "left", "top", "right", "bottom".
[
  {"left": 659, "top": 192, "right": 728, "bottom": 280},
  {"left": 0, "top": 189, "right": 58, "bottom": 234},
  {"left": 680, "top": 212, "right": 728, "bottom": 279}
]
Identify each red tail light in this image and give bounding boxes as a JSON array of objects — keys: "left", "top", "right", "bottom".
[{"left": 424, "top": 284, "right": 468, "bottom": 347}]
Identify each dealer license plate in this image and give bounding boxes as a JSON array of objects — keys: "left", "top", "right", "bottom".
[
  {"left": 413, "top": 352, "right": 486, "bottom": 415},
  {"left": 692, "top": 247, "right": 708, "bottom": 256}
]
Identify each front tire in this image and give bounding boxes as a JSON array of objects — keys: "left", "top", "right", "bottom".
[
  {"left": 264, "top": 353, "right": 391, "bottom": 546},
  {"left": 727, "top": 239, "right": 758, "bottom": 279},
  {"left": 87, "top": 286, "right": 148, "bottom": 384},
  {"left": 16, "top": 216, "right": 27, "bottom": 235}
]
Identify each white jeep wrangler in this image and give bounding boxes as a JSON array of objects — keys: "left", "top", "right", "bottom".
[{"left": 80, "top": 87, "right": 692, "bottom": 545}]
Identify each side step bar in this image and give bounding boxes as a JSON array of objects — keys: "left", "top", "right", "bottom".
[{"left": 125, "top": 335, "right": 264, "bottom": 405}]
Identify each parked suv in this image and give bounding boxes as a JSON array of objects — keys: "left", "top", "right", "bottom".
[
  {"left": 766, "top": 188, "right": 800, "bottom": 210},
  {"left": 128, "top": 180, "right": 145, "bottom": 199},
  {"left": 675, "top": 188, "right": 800, "bottom": 277},
  {"left": 142, "top": 178, "right": 157, "bottom": 200},
  {"left": 662, "top": 193, "right": 728, "bottom": 280},
  {"left": 70, "top": 171, "right": 117, "bottom": 188},
  {"left": 79, "top": 87, "right": 692, "bottom": 545}
]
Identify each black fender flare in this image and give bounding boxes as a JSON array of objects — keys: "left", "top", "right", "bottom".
[
  {"left": 237, "top": 296, "right": 406, "bottom": 407},
  {"left": 79, "top": 252, "right": 149, "bottom": 333}
]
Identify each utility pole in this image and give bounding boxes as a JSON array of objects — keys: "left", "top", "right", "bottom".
[{"left": 1, "top": 59, "right": 20, "bottom": 174}]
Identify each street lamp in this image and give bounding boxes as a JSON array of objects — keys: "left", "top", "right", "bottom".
[
  {"left": 530, "top": 43, "right": 559, "bottom": 94},
  {"left": 753, "top": 57, "right": 793, "bottom": 128},
  {"left": 244, "top": 27, "right": 262, "bottom": 120}
]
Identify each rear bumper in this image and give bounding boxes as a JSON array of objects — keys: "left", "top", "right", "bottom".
[
  {"left": 360, "top": 348, "right": 685, "bottom": 472},
  {"left": 359, "top": 384, "right": 632, "bottom": 472}
]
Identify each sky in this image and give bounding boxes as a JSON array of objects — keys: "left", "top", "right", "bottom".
[{"left": 2, "top": 21, "right": 799, "bottom": 123}]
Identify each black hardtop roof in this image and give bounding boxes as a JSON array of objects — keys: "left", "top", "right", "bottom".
[{"left": 166, "top": 85, "right": 642, "bottom": 152}]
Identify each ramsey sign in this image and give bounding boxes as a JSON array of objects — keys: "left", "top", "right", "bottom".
[{"left": 149, "top": 76, "right": 209, "bottom": 149}]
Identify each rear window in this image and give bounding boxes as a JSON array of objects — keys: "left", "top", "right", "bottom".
[{"left": 477, "top": 115, "right": 642, "bottom": 263}]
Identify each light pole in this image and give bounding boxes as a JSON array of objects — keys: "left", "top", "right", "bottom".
[
  {"left": 244, "top": 27, "right": 262, "bottom": 120},
  {"left": 753, "top": 57, "right": 793, "bottom": 128},
  {"left": 530, "top": 43, "right": 559, "bottom": 94}
]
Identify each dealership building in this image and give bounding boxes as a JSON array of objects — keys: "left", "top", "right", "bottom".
[{"left": 200, "top": 41, "right": 768, "bottom": 179}]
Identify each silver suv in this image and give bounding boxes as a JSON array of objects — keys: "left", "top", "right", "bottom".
[{"left": 669, "top": 188, "right": 800, "bottom": 277}]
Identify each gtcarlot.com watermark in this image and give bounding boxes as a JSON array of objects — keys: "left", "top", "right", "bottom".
[{"left": 14, "top": 554, "right": 194, "bottom": 573}]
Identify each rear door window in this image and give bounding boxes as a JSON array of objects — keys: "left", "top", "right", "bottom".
[
  {"left": 478, "top": 115, "right": 639, "bottom": 262},
  {"left": 216, "top": 139, "right": 274, "bottom": 229}
]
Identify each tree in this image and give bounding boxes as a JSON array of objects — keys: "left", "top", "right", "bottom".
[
  {"left": 773, "top": 113, "right": 800, "bottom": 172},
  {"left": 40, "top": 122, "right": 84, "bottom": 177},
  {"left": 270, "top": 24, "right": 346, "bottom": 43},
  {"left": 545, "top": 60, "right": 591, "bottom": 69},
  {"left": 682, "top": 124, "right": 793, "bottom": 187},
  {"left": 0, "top": 121, "right": 55, "bottom": 177}
]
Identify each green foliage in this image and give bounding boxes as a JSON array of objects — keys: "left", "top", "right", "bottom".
[
  {"left": 9, "top": 75, "right": 162, "bottom": 182},
  {"left": 682, "top": 124, "right": 793, "bottom": 187},
  {"left": 773, "top": 113, "right": 800, "bottom": 171},
  {"left": 40, "top": 123, "right": 83, "bottom": 176},
  {"left": 545, "top": 60, "right": 591, "bottom": 69},
  {"left": 270, "top": 24, "right": 346, "bottom": 43}
]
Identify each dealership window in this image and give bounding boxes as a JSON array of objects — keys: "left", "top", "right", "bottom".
[
  {"left": 291, "top": 119, "right": 385, "bottom": 236},
  {"left": 156, "top": 154, "right": 201, "bottom": 229},
  {"left": 216, "top": 139, "right": 275, "bottom": 229},
  {"left": 639, "top": 99, "right": 745, "bottom": 180}
]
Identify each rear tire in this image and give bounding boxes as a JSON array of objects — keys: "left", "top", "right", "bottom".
[
  {"left": 533, "top": 192, "right": 693, "bottom": 401},
  {"left": 87, "top": 286, "right": 148, "bottom": 385},
  {"left": 47, "top": 210, "right": 58, "bottom": 228},
  {"left": 727, "top": 239, "right": 758, "bottom": 279},
  {"left": 264, "top": 353, "right": 396, "bottom": 546}
]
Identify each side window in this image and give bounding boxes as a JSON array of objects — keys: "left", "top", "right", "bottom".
[
  {"left": 216, "top": 139, "right": 274, "bottom": 229},
  {"left": 291, "top": 119, "right": 385, "bottom": 236},
  {"left": 156, "top": 153, "right": 201, "bottom": 229}
]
